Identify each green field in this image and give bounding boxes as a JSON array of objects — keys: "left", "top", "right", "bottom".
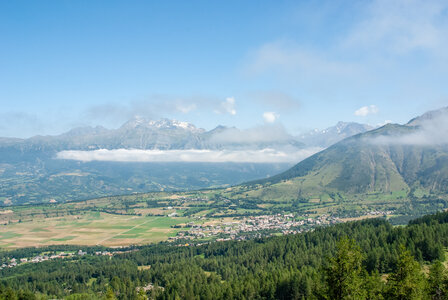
[{"left": 0, "top": 211, "right": 192, "bottom": 249}]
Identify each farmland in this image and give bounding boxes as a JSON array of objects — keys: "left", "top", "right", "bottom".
[{"left": 0, "top": 211, "right": 191, "bottom": 248}]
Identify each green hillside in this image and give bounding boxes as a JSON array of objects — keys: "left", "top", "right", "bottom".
[{"left": 225, "top": 112, "right": 448, "bottom": 216}]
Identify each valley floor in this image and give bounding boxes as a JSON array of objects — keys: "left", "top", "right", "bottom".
[{"left": 0, "top": 188, "right": 401, "bottom": 249}]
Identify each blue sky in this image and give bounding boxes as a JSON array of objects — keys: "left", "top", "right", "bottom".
[{"left": 1, "top": 0, "right": 448, "bottom": 138}]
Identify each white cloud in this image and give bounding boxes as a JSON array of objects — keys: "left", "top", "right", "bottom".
[
  {"left": 263, "top": 112, "right": 278, "bottom": 123},
  {"left": 354, "top": 105, "right": 379, "bottom": 117},
  {"left": 84, "top": 94, "right": 229, "bottom": 126},
  {"left": 370, "top": 112, "right": 448, "bottom": 146},
  {"left": 56, "top": 147, "right": 322, "bottom": 163},
  {"left": 377, "top": 120, "right": 393, "bottom": 127},
  {"left": 215, "top": 97, "right": 236, "bottom": 115},
  {"left": 175, "top": 103, "right": 197, "bottom": 114}
]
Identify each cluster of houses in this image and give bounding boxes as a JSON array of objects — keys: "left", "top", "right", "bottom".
[
  {"left": 170, "top": 209, "right": 394, "bottom": 244},
  {"left": 0, "top": 247, "right": 142, "bottom": 270},
  {"left": 0, "top": 249, "right": 93, "bottom": 270},
  {"left": 170, "top": 213, "right": 342, "bottom": 242},
  {"left": 95, "top": 251, "right": 113, "bottom": 256},
  {"left": 366, "top": 210, "right": 393, "bottom": 216}
]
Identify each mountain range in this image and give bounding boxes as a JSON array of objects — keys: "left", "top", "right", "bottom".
[
  {"left": 0, "top": 118, "right": 372, "bottom": 205},
  {"left": 1, "top": 117, "right": 373, "bottom": 152}
]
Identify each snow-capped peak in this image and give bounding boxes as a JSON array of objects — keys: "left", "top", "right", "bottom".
[{"left": 123, "top": 117, "right": 202, "bottom": 132}]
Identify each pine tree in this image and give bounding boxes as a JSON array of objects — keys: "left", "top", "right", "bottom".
[
  {"left": 386, "top": 245, "right": 426, "bottom": 300},
  {"left": 137, "top": 288, "right": 148, "bottom": 300},
  {"left": 427, "top": 260, "right": 448, "bottom": 300},
  {"left": 325, "top": 237, "right": 366, "bottom": 300},
  {"left": 362, "top": 270, "right": 385, "bottom": 300},
  {"left": 104, "top": 287, "right": 117, "bottom": 300}
]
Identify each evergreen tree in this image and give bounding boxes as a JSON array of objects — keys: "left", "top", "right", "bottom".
[
  {"left": 324, "top": 237, "right": 366, "bottom": 300},
  {"left": 362, "top": 270, "right": 385, "bottom": 300},
  {"left": 136, "top": 288, "right": 148, "bottom": 300},
  {"left": 104, "top": 287, "right": 117, "bottom": 300},
  {"left": 427, "top": 261, "right": 448, "bottom": 300},
  {"left": 386, "top": 245, "right": 426, "bottom": 300}
]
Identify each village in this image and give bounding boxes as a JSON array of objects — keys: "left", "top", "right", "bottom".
[
  {"left": 171, "top": 213, "right": 341, "bottom": 242},
  {"left": 0, "top": 249, "right": 130, "bottom": 270},
  {"left": 171, "top": 209, "right": 393, "bottom": 242}
]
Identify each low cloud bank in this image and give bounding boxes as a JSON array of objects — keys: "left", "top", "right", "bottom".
[
  {"left": 56, "top": 148, "right": 323, "bottom": 163},
  {"left": 370, "top": 112, "right": 448, "bottom": 146}
]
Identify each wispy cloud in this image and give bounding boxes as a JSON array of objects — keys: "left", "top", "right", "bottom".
[
  {"left": 244, "top": 0, "right": 448, "bottom": 112},
  {"left": 85, "top": 96, "right": 202, "bottom": 121},
  {"left": 56, "top": 147, "right": 322, "bottom": 163},
  {"left": 214, "top": 97, "right": 237, "bottom": 115},
  {"left": 354, "top": 105, "right": 379, "bottom": 117},
  {"left": 248, "top": 0, "right": 448, "bottom": 73},
  {"left": 246, "top": 41, "right": 357, "bottom": 78},
  {"left": 175, "top": 103, "right": 197, "bottom": 114},
  {"left": 84, "top": 95, "right": 234, "bottom": 126},
  {"left": 343, "top": 0, "right": 448, "bottom": 55}
]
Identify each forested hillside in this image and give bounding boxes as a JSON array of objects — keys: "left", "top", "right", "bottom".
[{"left": 2, "top": 211, "right": 448, "bottom": 299}]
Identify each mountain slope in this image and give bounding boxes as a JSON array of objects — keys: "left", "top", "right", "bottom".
[{"left": 228, "top": 108, "right": 448, "bottom": 215}]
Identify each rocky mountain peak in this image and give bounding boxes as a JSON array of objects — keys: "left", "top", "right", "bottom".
[{"left": 122, "top": 117, "right": 203, "bottom": 132}]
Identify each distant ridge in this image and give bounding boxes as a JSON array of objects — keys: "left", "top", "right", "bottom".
[
  {"left": 0, "top": 117, "right": 304, "bottom": 151},
  {"left": 242, "top": 107, "right": 448, "bottom": 202},
  {"left": 407, "top": 106, "right": 448, "bottom": 126},
  {"left": 298, "top": 121, "right": 373, "bottom": 147}
]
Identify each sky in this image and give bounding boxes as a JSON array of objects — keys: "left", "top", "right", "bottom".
[{"left": 1, "top": 0, "right": 448, "bottom": 138}]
